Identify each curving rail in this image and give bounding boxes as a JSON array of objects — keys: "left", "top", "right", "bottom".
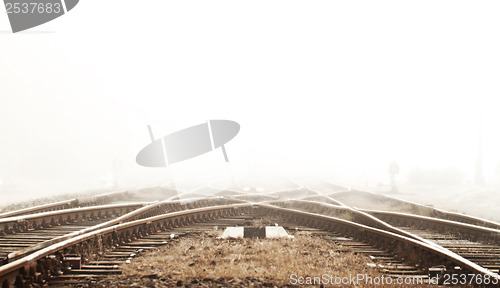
[
  {"left": 328, "top": 189, "right": 500, "bottom": 230},
  {"left": 0, "top": 203, "right": 147, "bottom": 236},
  {"left": 265, "top": 199, "right": 445, "bottom": 249},
  {"left": 1, "top": 184, "right": 499, "bottom": 287},
  {"left": 0, "top": 190, "right": 136, "bottom": 219},
  {"left": 257, "top": 204, "right": 500, "bottom": 281},
  {"left": 362, "top": 209, "right": 500, "bottom": 247},
  {"left": 0, "top": 203, "right": 252, "bottom": 287},
  {"left": 3, "top": 197, "right": 244, "bottom": 263}
]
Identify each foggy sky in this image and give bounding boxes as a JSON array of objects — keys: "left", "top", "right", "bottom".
[{"left": 1, "top": 1, "right": 500, "bottom": 197}]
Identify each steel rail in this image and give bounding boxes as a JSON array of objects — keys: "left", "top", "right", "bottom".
[
  {"left": 165, "top": 185, "right": 241, "bottom": 201},
  {"left": 0, "top": 190, "right": 136, "bottom": 219},
  {"left": 230, "top": 193, "right": 281, "bottom": 202},
  {"left": 267, "top": 187, "right": 322, "bottom": 198},
  {"left": 5, "top": 197, "right": 244, "bottom": 263},
  {"left": 329, "top": 189, "right": 500, "bottom": 230},
  {"left": 0, "top": 200, "right": 76, "bottom": 219},
  {"left": 257, "top": 203, "right": 500, "bottom": 281},
  {"left": 226, "top": 187, "right": 330, "bottom": 203},
  {"left": 298, "top": 194, "right": 345, "bottom": 206},
  {"left": 0, "top": 203, "right": 252, "bottom": 287},
  {"left": 0, "top": 202, "right": 148, "bottom": 236},
  {"left": 361, "top": 209, "right": 500, "bottom": 246},
  {"left": 265, "top": 199, "right": 447, "bottom": 249}
]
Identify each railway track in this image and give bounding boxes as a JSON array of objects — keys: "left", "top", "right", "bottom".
[
  {"left": 266, "top": 194, "right": 500, "bottom": 282},
  {"left": 46, "top": 209, "right": 433, "bottom": 287},
  {"left": 260, "top": 204, "right": 500, "bottom": 285},
  {"left": 234, "top": 188, "right": 500, "bottom": 283},
  {"left": 0, "top": 203, "right": 251, "bottom": 287},
  {"left": 0, "top": 195, "right": 242, "bottom": 266},
  {"left": 0, "top": 186, "right": 499, "bottom": 287},
  {"left": 0, "top": 203, "right": 146, "bottom": 265},
  {"left": 0, "top": 190, "right": 138, "bottom": 219},
  {"left": 46, "top": 213, "right": 258, "bottom": 286},
  {"left": 327, "top": 188, "right": 500, "bottom": 230},
  {"left": 0, "top": 185, "right": 185, "bottom": 219},
  {"left": 363, "top": 209, "right": 500, "bottom": 275}
]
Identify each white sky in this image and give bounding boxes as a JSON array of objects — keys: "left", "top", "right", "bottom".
[{"left": 1, "top": 1, "right": 500, "bottom": 195}]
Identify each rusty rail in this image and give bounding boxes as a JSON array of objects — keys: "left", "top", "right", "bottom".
[
  {"left": 4, "top": 197, "right": 244, "bottom": 263},
  {"left": 362, "top": 209, "right": 500, "bottom": 246},
  {"left": 265, "top": 199, "right": 445, "bottom": 248},
  {"left": 0, "top": 190, "right": 135, "bottom": 219},
  {"left": 329, "top": 189, "right": 500, "bottom": 230},
  {"left": 0, "top": 200, "right": 77, "bottom": 219},
  {"left": 0, "top": 203, "right": 252, "bottom": 287},
  {"left": 258, "top": 204, "right": 500, "bottom": 281},
  {"left": 0, "top": 202, "right": 147, "bottom": 235},
  {"left": 298, "top": 194, "right": 344, "bottom": 206}
]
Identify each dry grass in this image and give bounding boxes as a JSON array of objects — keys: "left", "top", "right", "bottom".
[
  {"left": 93, "top": 230, "right": 439, "bottom": 287},
  {"left": 122, "top": 232, "right": 362, "bottom": 280}
]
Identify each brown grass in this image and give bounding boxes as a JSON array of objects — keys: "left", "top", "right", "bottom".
[
  {"left": 92, "top": 230, "right": 440, "bottom": 287},
  {"left": 122, "top": 232, "right": 361, "bottom": 280}
]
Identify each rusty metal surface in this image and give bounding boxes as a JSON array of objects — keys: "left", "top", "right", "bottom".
[
  {"left": 329, "top": 189, "right": 500, "bottom": 230},
  {"left": 362, "top": 209, "right": 500, "bottom": 245},
  {"left": 1, "top": 185, "right": 499, "bottom": 287},
  {"left": 363, "top": 209, "right": 500, "bottom": 275},
  {"left": 0, "top": 189, "right": 136, "bottom": 219},
  {"left": 0, "top": 203, "right": 252, "bottom": 287},
  {"left": 258, "top": 204, "right": 499, "bottom": 281},
  {"left": 0, "top": 202, "right": 148, "bottom": 236},
  {"left": 266, "top": 199, "right": 446, "bottom": 249},
  {"left": 0, "top": 200, "right": 77, "bottom": 219},
  {"left": 46, "top": 214, "right": 431, "bottom": 286},
  {"left": 2, "top": 197, "right": 244, "bottom": 264}
]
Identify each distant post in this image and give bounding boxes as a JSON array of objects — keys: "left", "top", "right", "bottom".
[{"left": 389, "top": 161, "right": 400, "bottom": 193}]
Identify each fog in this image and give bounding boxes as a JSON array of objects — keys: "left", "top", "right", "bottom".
[{"left": 1, "top": 1, "right": 500, "bottom": 218}]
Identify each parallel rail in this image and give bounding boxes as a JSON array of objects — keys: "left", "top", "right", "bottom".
[
  {"left": 266, "top": 199, "right": 445, "bottom": 249},
  {"left": 1, "top": 184, "right": 499, "bottom": 287},
  {"left": 2, "top": 197, "right": 243, "bottom": 264},
  {"left": 0, "top": 203, "right": 146, "bottom": 235},
  {"left": 0, "top": 202, "right": 148, "bottom": 265},
  {"left": 362, "top": 209, "right": 500, "bottom": 246},
  {"left": 329, "top": 189, "right": 500, "bottom": 230},
  {"left": 362, "top": 209, "right": 500, "bottom": 274},
  {"left": 0, "top": 190, "right": 136, "bottom": 219},
  {"left": 267, "top": 196, "right": 500, "bottom": 278},
  {"left": 258, "top": 204, "right": 500, "bottom": 281},
  {"left": 0, "top": 203, "right": 252, "bottom": 287}
]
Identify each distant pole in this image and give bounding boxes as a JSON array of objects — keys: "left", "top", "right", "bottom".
[{"left": 474, "top": 116, "right": 484, "bottom": 185}]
